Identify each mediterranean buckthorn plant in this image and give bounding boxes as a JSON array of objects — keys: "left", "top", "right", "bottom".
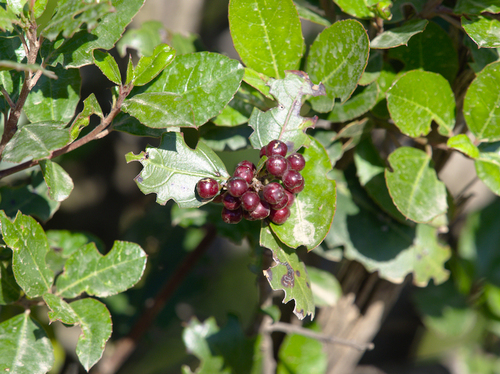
[{"left": 1, "top": 0, "right": 500, "bottom": 373}]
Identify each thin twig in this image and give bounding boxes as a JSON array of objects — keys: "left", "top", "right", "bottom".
[{"left": 1, "top": 87, "right": 15, "bottom": 109}]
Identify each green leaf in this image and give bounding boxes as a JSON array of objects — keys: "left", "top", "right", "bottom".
[
  {"left": 55, "top": 240, "right": 147, "bottom": 298},
  {"left": 39, "top": 159, "right": 74, "bottom": 202},
  {"left": 370, "top": 19, "right": 429, "bottom": 49},
  {"left": 0, "top": 252, "right": 22, "bottom": 304},
  {"left": 0, "top": 60, "right": 57, "bottom": 79},
  {"left": 261, "top": 224, "right": 315, "bottom": 320},
  {"left": 385, "top": 147, "right": 448, "bottom": 223},
  {"left": 112, "top": 112, "right": 165, "bottom": 138},
  {"left": 294, "top": 2, "right": 331, "bottom": 26},
  {"left": 388, "top": 21, "right": 459, "bottom": 83},
  {"left": 462, "top": 15, "right": 500, "bottom": 48},
  {"left": 307, "top": 267, "right": 342, "bottom": 307},
  {"left": 311, "top": 129, "right": 344, "bottom": 166},
  {"left": 326, "top": 82, "right": 379, "bottom": 123},
  {"left": 454, "top": 0, "right": 500, "bottom": 14},
  {"left": 3, "top": 121, "right": 70, "bottom": 163},
  {"left": 41, "top": 0, "right": 114, "bottom": 41},
  {"left": 24, "top": 65, "right": 81, "bottom": 123},
  {"left": 387, "top": 70, "right": 455, "bottom": 137},
  {"left": 32, "top": 0, "right": 49, "bottom": 18},
  {"left": 7, "top": 0, "right": 27, "bottom": 14},
  {"left": 475, "top": 152, "right": 500, "bottom": 195},
  {"left": 249, "top": 71, "right": 325, "bottom": 152},
  {"left": 0, "top": 6, "right": 18, "bottom": 32},
  {"left": 134, "top": 52, "right": 244, "bottom": 127},
  {"left": 358, "top": 51, "right": 383, "bottom": 86},
  {"left": 0, "top": 312, "right": 54, "bottom": 374},
  {"left": 126, "top": 132, "right": 230, "bottom": 208},
  {"left": 0, "top": 36, "right": 24, "bottom": 112},
  {"left": 463, "top": 60, "right": 500, "bottom": 142},
  {"left": 271, "top": 136, "right": 336, "bottom": 250},
  {"left": 229, "top": 0, "right": 304, "bottom": 78},
  {"left": 199, "top": 123, "right": 252, "bottom": 151},
  {"left": 333, "top": 0, "right": 375, "bottom": 18},
  {"left": 306, "top": 19, "right": 369, "bottom": 112},
  {"left": 70, "top": 93, "right": 103, "bottom": 141},
  {"left": 44, "top": 295, "right": 112, "bottom": 371},
  {"left": 93, "top": 49, "right": 121, "bottom": 85},
  {"left": 116, "top": 20, "right": 164, "bottom": 57},
  {"left": 242, "top": 68, "right": 272, "bottom": 100},
  {"left": 447, "top": 134, "right": 480, "bottom": 159},
  {"left": 465, "top": 36, "right": 500, "bottom": 73},
  {"left": 132, "top": 43, "right": 175, "bottom": 86},
  {"left": 0, "top": 211, "right": 54, "bottom": 297}
]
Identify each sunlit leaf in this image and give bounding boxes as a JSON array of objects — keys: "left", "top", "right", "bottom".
[
  {"left": 116, "top": 20, "right": 163, "bottom": 57},
  {"left": 242, "top": 68, "right": 272, "bottom": 99},
  {"left": 447, "top": 134, "right": 479, "bottom": 159},
  {"left": 327, "top": 82, "right": 379, "bottom": 123},
  {"left": 0, "top": 6, "right": 19, "bottom": 32},
  {"left": 462, "top": 15, "right": 500, "bottom": 48},
  {"left": 93, "top": 49, "right": 121, "bottom": 85},
  {"left": 307, "top": 267, "right": 342, "bottom": 307},
  {"left": 132, "top": 43, "right": 175, "bottom": 86},
  {"left": 333, "top": 0, "right": 375, "bottom": 18},
  {"left": 39, "top": 159, "right": 74, "bottom": 202},
  {"left": 70, "top": 93, "right": 103, "bottom": 141},
  {"left": 475, "top": 152, "right": 500, "bottom": 195},
  {"left": 294, "top": 2, "right": 331, "bottom": 26},
  {"left": 371, "top": 19, "right": 428, "bottom": 49}
]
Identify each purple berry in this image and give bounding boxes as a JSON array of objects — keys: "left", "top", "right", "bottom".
[
  {"left": 262, "top": 182, "right": 286, "bottom": 205},
  {"left": 272, "top": 193, "right": 289, "bottom": 210},
  {"left": 222, "top": 192, "right": 241, "bottom": 210},
  {"left": 266, "top": 140, "right": 288, "bottom": 157},
  {"left": 287, "top": 153, "right": 306, "bottom": 172},
  {"left": 234, "top": 165, "right": 254, "bottom": 184},
  {"left": 282, "top": 169, "right": 304, "bottom": 190},
  {"left": 237, "top": 160, "right": 256, "bottom": 173},
  {"left": 222, "top": 207, "right": 243, "bottom": 224},
  {"left": 269, "top": 207, "right": 290, "bottom": 224},
  {"left": 196, "top": 178, "right": 219, "bottom": 199},
  {"left": 227, "top": 177, "right": 249, "bottom": 197},
  {"left": 241, "top": 191, "right": 260, "bottom": 211},
  {"left": 249, "top": 200, "right": 270, "bottom": 220},
  {"left": 287, "top": 178, "right": 305, "bottom": 194},
  {"left": 260, "top": 146, "right": 267, "bottom": 158},
  {"left": 266, "top": 155, "right": 288, "bottom": 177},
  {"left": 284, "top": 189, "right": 295, "bottom": 207}
]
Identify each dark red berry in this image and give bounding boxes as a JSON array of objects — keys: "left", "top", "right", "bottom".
[
  {"left": 282, "top": 169, "right": 304, "bottom": 190},
  {"left": 222, "top": 207, "right": 243, "bottom": 224},
  {"left": 234, "top": 165, "right": 254, "bottom": 184},
  {"left": 237, "top": 160, "right": 256, "bottom": 172},
  {"left": 227, "top": 177, "right": 249, "bottom": 197},
  {"left": 222, "top": 192, "right": 241, "bottom": 210},
  {"left": 249, "top": 200, "right": 270, "bottom": 220},
  {"left": 212, "top": 194, "right": 224, "bottom": 204},
  {"left": 287, "top": 153, "right": 306, "bottom": 171},
  {"left": 260, "top": 146, "right": 267, "bottom": 158},
  {"left": 241, "top": 191, "right": 260, "bottom": 211},
  {"left": 287, "top": 178, "right": 305, "bottom": 194},
  {"left": 269, "top": 207, "right": 290, "bottom": 224},
  {"left": 284, "top": 189, "right": 295, "bottom": 207},
  {"left": 266, "top": 155, "right": 288, "bottom": 177},
  {"left": 262, "top": 182, "right": 286, "bottom": 205},
  {"left": 272, "top": 193, "right": 289, "bottom": 210},
  {"left": 266, "top": 140, "right": 287, "bottom": 157},
  {"left": 196, "top": 177, "right": 219, "bottom": 199}
]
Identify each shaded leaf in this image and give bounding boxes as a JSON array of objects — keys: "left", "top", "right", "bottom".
[
  {"left": 0, "top": 211, "right": 54, "bottom": 297},
  {"left": 0, "top": 252, "right": 22, "bottom": 304},
  {"left": 112, "top": 112, "right": 165, "bottom": 138},
  {"left": 306, "top": 19, "right": 369, "bottom": 112},
  {"left": 385, "top": 147, "right": 448, "bottom": 223},
  {"left": 126, "top": 132, "right": 230, "bottom": 208},
  {"left": 132, "top": 43, "right": 175, "bottom": 86},
  {"left": 199, "top": 123, "right": 252, "bottom": 151},
  {"left": 229, "top": 0, "right": 304, "bottom": 78},
  {"left": 261, "top": 224, "right": 315, "bottom": 320},
  {"left": 93, "top": 49, "right": 121, "bottom": 85},
  {"left": 464, "top": 35, "right": 500, "bottom": 73},
  {"left": 294, "top": 2, "right": 331, "bottom": 27},
  {"left": 70, "top": 93, "right": 103, "bottom": 141},
  {"left": 0, "top": 312, "right": 54, "bottom": 374},
  {"left": 371, "top": 19, "right": 429, "bottom": 49},
  {"left": 454, "top": 0, "right": 500, "bottom": 14},
  {"left": 311, "top": 129, "right": 344, "bottom": 166},
  {"left": 333, "top": 0, "right": 375, "bottom": 18},
  {"left": 116, "top": 20, "right": 163, "bottom": 57},
  {"left": 242, "top": 68, "right": 272, "bottom": 100},
  {"left": 327, "top": 82, "right": 379, "bottom": 123},
  {"left": 307, "top": 267, "right": 342, "bottom": 307},
  {"left": 55, "top": 240, "right": 146, "bottom": 298},
  {"left": 387, "top": 70, "right": 455, "bottom": 137},
  {"left": 447, "top": 134, "right": 479, "bottom": 159},
  {"left": 475, "top": 153, "right": 500, "bottom": 195},
  {"left": 39, "top": 159, "right": 74, "bottom": 202},
  {"left": 358, "top": 51, "right": 383, "bottom": 86},
  {"left": 463, "top": 15, "right": 500, "bottom": 48},
  {"left": 0, "top": 36, "right": 24, "bottom": 113}
]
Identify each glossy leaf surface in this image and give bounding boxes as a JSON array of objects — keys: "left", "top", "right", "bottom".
[
  {"left": 261, "top": 225, "right": 315, "bottom": 320},
  {"left": 132, "top": 43, "right": 176, "bottom": 86},
  {"left": 447, "top": 134, "right": 479, "bottom": 159},
  {"left": 70, "top": 93, "right": 103, "bottom": 141},
  {"left": 55, "top": 241, "right": 146, "bottom": 298},
  {"left": 385, "top": 147, "right": 448, "bottom": 223},
  {"left": 333, "top": 0, "right": 375, "bottom": 18},
  {"left": 295, "top": 2, "right": 331, "bottom": 26},
  {"left": 387, "top": 70, "right": 455, "bottom": 137},
  {"left": 306, "top": 19, "right": 369, "bottom": 112},
  {"left": 229, "top": 0, "right": 304, "bottom": 78},
  {"left": 93, "top": 49, "right": 121, "bottom": 85},
  {"left": 475, "top": 153, "right": 500, "bottom": 195},
  {"left": 0, "top": 312, "right": 54, "bottom": 374},
  {"left": 327, "top": 82, "right": 378, "bottom": 123},
  {"left": 454, "top": 0, "right": 500, "bottom": 14},
  {"left": 463, "top": 15, "right": 500, "bottom": 48},
  {"left": 0, "top": 211, "right": 54, "bottom": 297},
  {"left": 371, "top": 19, "right": 428, "bottom": 49},
  {"left": 39, "top": 159, "right": 74, "bottom": 202}
]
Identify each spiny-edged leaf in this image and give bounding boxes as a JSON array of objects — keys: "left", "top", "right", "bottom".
[
  {"left": 0, "top": 312, "right": 54, "bottom": 374},
  {"left": 388, "top": 21, "right": 459, "bottom": 83},
  {"left": 126, "top": 132, "right": 230, "bottom": 208},
  {"left": 44, "top": 0, "right": 145, "bottom": 68},
  {"left": 371, "top": 19, "right": 429, "bottom": 49},
  {"left": 39, "top": 159, "right": 74, "bottom": 202},
  {"left": 475, "top": 152, "right": 500, "bottom": 195},
  {"left": 249, "top": 71, "right": 325, "bottom": 152},
  {"left": 55, "top": 241, "right": 146, "bottom": 298},
  {"left": 134, "top": 52, "right": 244, "bottom": 127},
  {"left": 271, "top": 136, "right": 336, "bottom": 250},
  {"left": 112, "top": 112, "right": 165, "bottom": 138},
  {"left": 0, "top": 211, "right": 54, "bottom": 297},
  {"left": 261, "top": 224, "right": 315, "bottom": 320},
  {"left": 0, "top": 171, "right": 60, "bottom": 222},
  {"left": 462, "top": 15, "right": 500, "bottom": 48},
  {"left": 0, "top": 253, "right": 22, "bottom": 305},
  {"left": 122, "top": 93, "right": 195, "bottom": 128},
  {"left": 0, "top": 36, "right": 24, "bottom": 112},
  {"left": 44, "top": 295, "right": 112, "bottom": 371},
  {"left": 294, "top": 2, "right": 331, "bottom": 27},
  {"left": 93, "top": 49, "right": 121, "bottom": 85},
  {"left": 306, "top": 19, "right": 369, "bottom": 112},
  {"left": 387, "top": 70, "right": 455, "bottom": 137},
  {"left": 229, "top": 0, "right": 304, "bottom": 79},
  {"left": 447, "top": 134, "right": 480, "bottom": 159},
  {"left": 463, "top": 60, "right": 500, "bottom": 142},
  {"left": 2, "top": 121, "right": 70, "bottom": 163},
  {"left": 307, "top": 267, "right": 342, "bottom": 307},
  {"left": 0, "top": 60, "right": 57, "bottom": 79},
  {"left": 133, "top": 43, "right": 175, "bottom": 86},
  {"left": 327, "top": 82, "right": 379, "bottom": 123},
  {"left": 454, "top": 0, "right": 500, "bottom": 14},
  {"left": 0, "top": 6, "right": 18, "bottom": 32},
  {"left": 359, "top": 51, "right": 383, "bottom": 86},
  {"left": 116, "top": 20, "right": 163, "bottom": 57},
  {"left": 242, "top": 68, "right": 272, "bottom": 99},
  {"left": 70, "top": 93, "right": 103, "bottom": 141},
  {"left": 333, "top": 0, "right": 375, "bottom": 18},
  {"left": 41, "top": 0, "right": 114, "bottom": 41},
  {"left": 385, "top": 147, "right": 448, "bottom": 223},
  {"left": 24, "top": 65, "right": 80, "bottom": 123}
]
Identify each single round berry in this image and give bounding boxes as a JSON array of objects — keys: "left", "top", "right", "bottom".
[
  {"left": 260, "top": 146, "right": 267, "bottom": 158},
  {"left": 227, "top": 177, "right": 249, "bottom": 197},
  {"left": 287, "top": 178, "right": 305, "bottom": 194},
  {"left": 262, "top": 182, "right": 286, "bottom": 205},
  {"left": 249, "top": 200, "right": 270, "bottom": 220},
  {"left": 196, "top": 178, "right": 219, "bottom": 199},
  {"left": 221, "top": 207, "right": 243, "bottom": 224},
  {"left": 222, "top": 192, "right": 241, "bottom": 210},
  {"left": 241, "top": 191, "right": 260, "bottom": 212},
  {"left": 282, "top": 169, "right": 304, "bottom": 190},
  {"left": 266, "top": 139, "right": 288, "bottom": 157},
  {"left": 272, "top": 193, "right": 289, "bottom": 210},
  {"left": 234, "top": 165, "right": 254, "bottom": 184},
  {"left": 237, "top": 160, "right": 256, "bottom": 173},
  {"left": 269, "top": 207, "right": 290, "bottom": 224},
  {"left": 284, "top": 189, "right": 295, "bottom": 207},
  {"left": 266, "top": 155, "right": 288, "bottom": 177},
  {"left": 287, "top": 153, "right": 306, "bottom": 172}
]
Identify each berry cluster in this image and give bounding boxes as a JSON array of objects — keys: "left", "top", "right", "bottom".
[{"left": 196, "top": 139, "right": 306, "bottom": 225}]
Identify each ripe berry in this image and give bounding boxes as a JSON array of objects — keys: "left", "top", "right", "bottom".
[
  {"left": 227, "top": 177, "right": 249, "bottom": 197},
  {"left": 237, "top": 160, "right": 256, "bottom": 173},
  {"left": 249, "top": 200, "right": 270, "bottom": 220},
  {"left": 284, "top": 189, "right": 295, "bottom": 207},
  {"left": 241, "top": 191, "right": 260, "bottom": 211},
  {"left": 222, "top": 207, "right": 243, "bottom": 224},
  {"left": 262, "top": 182, "right": 286, "bottom": 205},
  {"left": 282, "top": 169, "right": 304, "bottom": 190},
  {"left": 272, "top": 193, "right": 289, "bottom": 210},
  {"left": 266, "top": 155, "right": 288, "bottom": 177},
  {"left": 260, "top": 146, "right": 267, "bottom": 158},
  {"left": 287, "top": 153, "right": 306, "bottom": 172},
  {"left": 287, "top": 178, "right": 305, "bottom": 194},
  {"left": 222, "top": 192, "right": 241, "bottom": 210},
  {"left": 266, "top": 140, "right": 287, "bottom": 157},
  {"left": 234, "top": 165, "right": 254, "bottom": 184},
  {"left": 196, "top": 177, "right": 219, "bottom": 199},
  {"left": 269, "top": 207, "right": 290, "bottom": 224}
]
